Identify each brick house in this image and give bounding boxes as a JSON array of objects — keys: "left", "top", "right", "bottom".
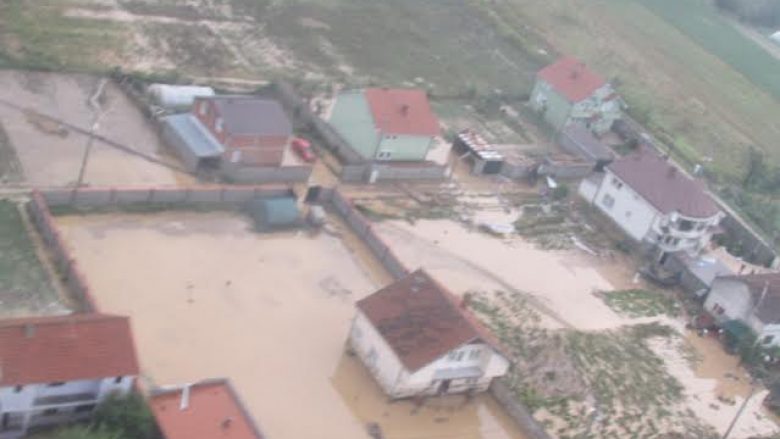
[
  {"left": 0, "top": 314, "right": 139, "bottom": 438},
  {"left": 348, "top": 270, "right": 510, "bottom": 399}
]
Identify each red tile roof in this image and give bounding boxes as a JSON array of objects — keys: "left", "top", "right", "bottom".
[
  {"left": 537, "top": 57, "right": 607, "bottom": 103},
  {"left": 607, "top": 148, "right": 720, "bottom": 218},
  {"left": 0, "top": 314, "right": 139, "bottom": 386},
  {"left": 364, "top": 88, "right": 441, "bottom": 137},
  {"left": 356, "top": 269, "right": 506, "bottom": 372},
  {"left": 150, "top": 380, "right": 264, "bottom": 439}
]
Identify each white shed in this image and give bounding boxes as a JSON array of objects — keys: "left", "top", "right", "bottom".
[{"left": 148, "top": 84, "right": 215, "bottom": 110}]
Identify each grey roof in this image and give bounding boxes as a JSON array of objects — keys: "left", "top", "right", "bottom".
[
  {"left": 608, "top": 148, "right": 720, "bottom": 218},
  {"left": 560, "top": 124, "right": 615, "bottom": 162},
  {"left": 677, "top": 253, "right": 733, "bottom": 287},
  {"left": 207, "top": 96, "right": 292, "bottom": 137},
  {"left": 717, "top": 272, "right": 780, "bottom": 324},
  {"left": 162, "top": 114, "right": 224, "bottom": 158}
]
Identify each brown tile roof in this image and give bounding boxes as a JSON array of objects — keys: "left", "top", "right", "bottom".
[
  {"left": 201, "top": 96, "right": 292, "bottom": 137},
  {"left": 537, "top": 57, "right": 607, "bottom": 103},
  {"left": 718, "top": 272, "right": 780, "bottom": 324},
  {"left": 607, "top": 148, "right": 720, "bottom": 218},
  {"left": 356, "top": 269, "right": 506, "bottom": 372},
  {"left": 364, "top": 88, "right": 441, "bottom": 137},
  {"left": 151, "top": 380, "right": 264, "bottom": 439},
  {"left": 0, "top": 314, "right": 139, "bottom": 386}
]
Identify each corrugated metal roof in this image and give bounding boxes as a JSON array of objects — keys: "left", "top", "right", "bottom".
[
  {"left": 163, "top": 114, "right": 224, "bottom": 158},
  {"left": 205, "top": 96, "right": 292, "bottom": 137}
]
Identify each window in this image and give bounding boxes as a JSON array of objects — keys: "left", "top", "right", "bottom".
[
  {"left": 198, "top": 102, "right": 207, "bottom": 116},
  {"left": 114, "top": 376, "right": 123, "bottom": 384},
  {"left": 712, "top": 304, "right": 725, "bottom": 315},
  {"left": 447, "top": 351, "right": 464, "bottom": 362},
  {"left": 42, "top": 408, "right": 59, "bottom": 417},
  {"left": 601, "top": 194, "right": 615, "bottom": 209},
  {"left": 763, "top": 335, "right": 775, "bottom": 345},
  {"left": 469, "top": 350, "right": 481, "bottom": 360},
  {"left": 75, "top": 404, "right": 96, "bottom": 414},
  {"left": 215, "top": 117, "right": 224, "bottom": 133},
  {"left": 48, "top": 382, "right": 65, "bottom": 387},
  {"left": 230, "top": 150, "right": 242, "bottom": 163},
  {"left": 377, "top": 150, "right": 392, "bottom": 160},
  {"left": 611, "top": 177, "right": 623, "bottom": 190},
  {"left": 14, "top": 385, "right": 23, "bottom": 393},
  {"left": 678, "top": 220, "right": 695, "bottom": 232}
]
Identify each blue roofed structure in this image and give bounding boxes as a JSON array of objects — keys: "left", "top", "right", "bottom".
[{"left": 161, "top": 114, "right": 224, "bottom": 172}]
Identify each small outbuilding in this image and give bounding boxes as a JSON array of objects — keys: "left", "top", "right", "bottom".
[
  {"left": 148, "top": 84, "right": 215, "bottom": 110},
  {"left": 246, "top": 197, "right": 300, "bottom": 230}
]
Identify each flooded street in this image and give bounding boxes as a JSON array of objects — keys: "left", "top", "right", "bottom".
[
  {"left": 55, "top": 211, "right": 528, "bottom": 439},
  {"left": 375, "top": 219, "right": 635, "bottom": 330}
]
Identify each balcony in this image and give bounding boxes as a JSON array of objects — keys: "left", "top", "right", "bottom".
[{"left": 33, "top": 392, "right": 98, "bottom": 406}]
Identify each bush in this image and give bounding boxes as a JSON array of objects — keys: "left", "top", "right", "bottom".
[{"left": 93, "top": 393, "right": 160, "bottom": 439}]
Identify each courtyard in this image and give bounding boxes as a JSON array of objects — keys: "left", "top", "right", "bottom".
[{"left": 54, "top": 210, "right": 528, "bottom": 439}]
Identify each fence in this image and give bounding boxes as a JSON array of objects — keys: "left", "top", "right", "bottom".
[
  {"left": 329, "top": 189, "right": 410, "bottom": 280},
  {"left": 221, "top": 165, "right": 313, "bottom": 184},
  {"left": 39, "top": 185, "right": 294, "bottom": 208},
  {"left": 340, "top": 163, "right": 449, "bottom": 183},
  {"left": 27, "top": 191, "right": 98, "bottom": 312}
]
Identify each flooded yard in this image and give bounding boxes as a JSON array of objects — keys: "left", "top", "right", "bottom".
[
  {"left": 0, "top": 70, "right": 190, "bottom": 187},
  {"left": 54, "top": 211, "right": 528, "bottom": 439}
]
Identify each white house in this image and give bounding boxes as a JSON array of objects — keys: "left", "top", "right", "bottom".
[
  {"left": 704, "top": 272, "right": 780, "bottom": 347},
  {"left": 530, "top": 57, "right": 622, "bottom": 135},
  {"left": 579, "top": 148, "right": 723, "bottom": 258},
  {"left": 348, "top": 270, "right": 510, "bottom": 399},
  {"left": 0, "top": 314, "right": 140, "bottom": 438}
]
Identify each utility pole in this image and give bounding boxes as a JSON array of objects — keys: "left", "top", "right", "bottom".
[
  {"left": 75, "top": 120, "right": 99, "bottom": 187},
  {"left": 722, "top": 383, "right": 757, "bottom": 439}
]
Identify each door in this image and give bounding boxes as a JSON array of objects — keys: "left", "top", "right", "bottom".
[
  {"left": 304, "top": 186, "right": 322, "bottom": 204},
  {"left": 437, "top": 379, "right": 451, "bottom": 394}
]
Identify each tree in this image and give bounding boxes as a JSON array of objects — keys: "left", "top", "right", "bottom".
[{"left": 93, "top": 393, "right": 160, "bottom": 439}]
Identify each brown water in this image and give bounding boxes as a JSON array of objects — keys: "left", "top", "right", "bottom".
[{"left": 55, "top": 212, "right": 528, "bottom": 439}]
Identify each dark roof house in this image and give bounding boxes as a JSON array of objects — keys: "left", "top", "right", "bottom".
[
  {"left": 0, "top": 314, "right": 140, "bottom": 386},
  {"left": 150, "top": 379, "right": 265, "bottom": 439},
  {"left": 356, "top": 269, "right": 505, "bottom": 371},
  {"left": 205, "top": 96, "right": 292, "bottom": 138},
  {"left": 608, "top": 148, "right": 720, "bottom": 219}
]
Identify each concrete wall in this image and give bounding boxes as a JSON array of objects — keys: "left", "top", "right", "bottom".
[
  {"left": 340, "top": 163, "right": 448, "bottom": 183},
  {"left": 704, "top": 278, "right": 753, "bottom": 325},
  {"left": 377, "top": 134, "right": 432, "bottom": 162},
  {"left": 537, "top": 160, "right": 593, "bottom": 180},
  {"left": 490, "top": 381, "right": 553, "bottom": 439},
  {"left": 220, "top": 163, "right": 312, "bottom": 184},
  {"left": 348, "top": 311, "right": 405, "bottom": 396}
]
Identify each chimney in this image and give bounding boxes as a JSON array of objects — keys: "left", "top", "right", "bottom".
[
  {"left": 221, "top": 417, "right": 234, "bottom": 430},
  {"left": 179, "top": 384, "right": 191, "bottom": 411},
  {"left": 24, "top": 324, "right": 36, "bottom": 338}
]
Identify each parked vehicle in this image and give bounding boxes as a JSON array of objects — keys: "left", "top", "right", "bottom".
[{"left": 292, "top": 137, "right": 316, "bottom": 162}]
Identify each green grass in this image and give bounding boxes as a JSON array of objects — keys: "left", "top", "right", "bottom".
[
  {"left": 634, "top": 0, "right": 780, "bottom": 100},
  {"left": 0, "top": 200, "right": 61, "bottom": 315},
  {"left": 599, "top": 289, "right": 681, "bottom": 318},
  {"left": 0, "top": 0, "right": 125, "bottom": 72}
]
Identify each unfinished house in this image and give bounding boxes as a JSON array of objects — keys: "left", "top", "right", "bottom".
[
  {"left": 150, "top": 379, "right": 265, "bottom": 439},
  {"left": 530, "top": 57, "right": 622, "bottom": 135},
  {"left": 348, "top": 270, "right": 510, "bottom": 399},
  {"left": 704, "top": 272, "right": 780, "bottom": 347},
  {"left": 0, "top": 314, "right": 139, "bottom": 438},
  {"left": 579, "top": 148, "right": 723, "bottom": 258}
]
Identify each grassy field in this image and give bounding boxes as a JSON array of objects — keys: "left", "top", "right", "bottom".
[{"left": 0, "top": 200, "right": 62, "bottom": 316}]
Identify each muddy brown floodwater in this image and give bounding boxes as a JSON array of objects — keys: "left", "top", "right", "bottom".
[{"left": 55, "top": 212, "right": 528, "bottom": 439}]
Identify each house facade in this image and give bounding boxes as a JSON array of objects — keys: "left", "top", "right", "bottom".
[
  {"left": 349, "top": 270, "right": 510, "bottom": 399},
  {"left": 328, "top": 88, "right": 441, "bottom": 162},
  {"left": 704, "top": 273, "right": 780, "bottom": 346},
  {"left": 0, "top": 314, "right": 139, "bottom": 438},
  {"left": 579, "top": 149, "right": 723, "bottom": 257},
  {"left": 530, "top": 57, "right": 621, "bottom": 135}
]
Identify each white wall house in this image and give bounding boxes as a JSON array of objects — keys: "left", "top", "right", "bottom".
[
  {"left": 530, "top": 57, "right": 622, "bottom": 135},
  {"left": 0, "top": 314, "right": 140, "bottom": 439},
  {"left": 704, "top": 273, "right": 780, "bottom": 347},
  {"left": 579, "top": 149, "right": 723, "bottom": 257},
  {"left": 349, "top": 270, "right": 510, "bottom": 399}
]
